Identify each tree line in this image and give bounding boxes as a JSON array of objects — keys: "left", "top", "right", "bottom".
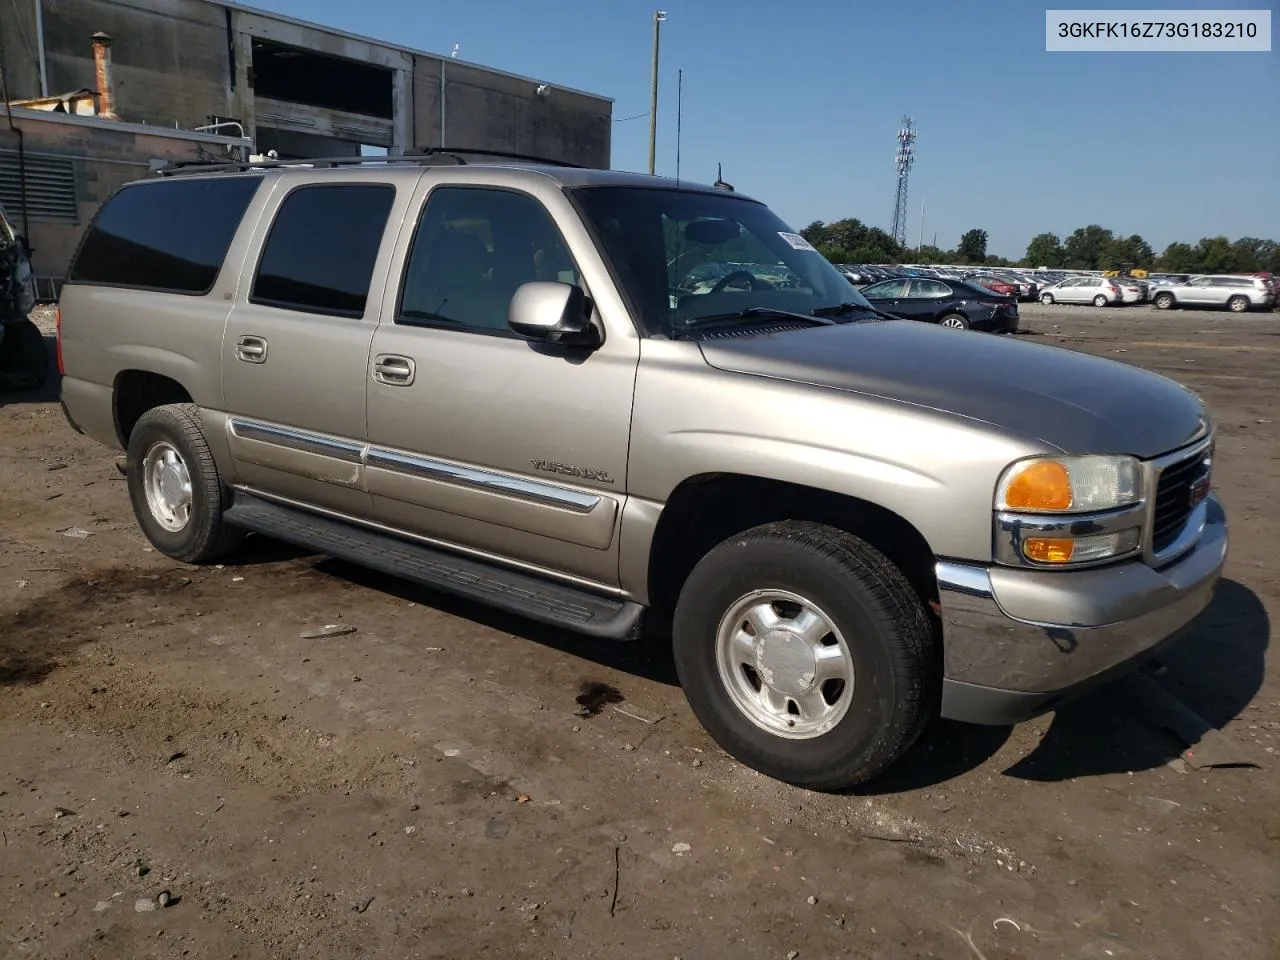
[{"left": 800, "top": 219, "right": 1280, "bottom": 274}]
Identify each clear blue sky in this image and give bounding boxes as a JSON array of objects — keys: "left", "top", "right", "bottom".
[{"left": 249, "top": 0, "right": 1278, "bottom": 259}]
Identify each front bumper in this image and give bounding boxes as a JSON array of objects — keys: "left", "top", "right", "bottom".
[{"left": 936, "top": 493, "right": 1227, "bottom": 725}]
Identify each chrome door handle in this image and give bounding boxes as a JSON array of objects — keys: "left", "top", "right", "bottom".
[
  {"left": 235, "top": 335, "right": 268, "bottom": 363},
  {"left": 373, "top": 354, "right": 416, "bottom": 386}
]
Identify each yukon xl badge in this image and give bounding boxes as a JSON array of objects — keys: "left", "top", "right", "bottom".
[{"left": 530, "top": 459, "right": 614, "bottom": 483}]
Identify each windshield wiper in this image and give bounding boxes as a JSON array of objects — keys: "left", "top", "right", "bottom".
[
  {"left": 812, "top": 302, "right": 896, "bottom": 321},
  {"left": 677, "top": 307, "right": 836, "bottom": 337}
]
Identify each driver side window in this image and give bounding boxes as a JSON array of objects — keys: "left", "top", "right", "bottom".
[{"left": 398, "top": 186, "right": 580, "bottom": 335}]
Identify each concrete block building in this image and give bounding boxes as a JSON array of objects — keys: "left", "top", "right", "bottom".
[{"left": 1, "top": 0, "right": 614, "bottom": 288}]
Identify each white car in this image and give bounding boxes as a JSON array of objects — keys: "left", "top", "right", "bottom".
[{"left": 1039, "top": 275, "right": 1124, "bottom": 307}]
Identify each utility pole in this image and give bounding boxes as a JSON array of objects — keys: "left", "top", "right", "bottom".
[{"left": 648, "top": 10, "right": 666, "bottom": 175}]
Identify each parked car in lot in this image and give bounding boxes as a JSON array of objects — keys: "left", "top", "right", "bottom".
[
  {"left": 1038, "top": 275, "right": 1124, "bottom": 307},
  {"left": 56, "top": 157, "right": 1227, "bottom": 791},
  {"left": 1116, "top": 277, "right": 1149, "bottom": 304},
  {"left": 1152, "top": 275, "right": 1277, "bottom": 313},
  {"left": 858, "top": 277, "right": 1018, "bottom": 332},
  {"left": 963, "top": 273, "right": 1019, "bottom": 298}
]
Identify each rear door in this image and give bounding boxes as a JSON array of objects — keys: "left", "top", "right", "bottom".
[
  {"left": 900, "top": 279, "right": 951, "bottom": 322},
  {"left": 221, "top": 172, "right": 413, "bottom": 516}
]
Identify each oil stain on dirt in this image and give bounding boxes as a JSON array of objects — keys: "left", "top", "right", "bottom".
[
  {"left": 0, "top": 567, "right": 199, "bottom": 686},
  {"left": 574, "top": 679, "right": 624, "bottom": 717}
]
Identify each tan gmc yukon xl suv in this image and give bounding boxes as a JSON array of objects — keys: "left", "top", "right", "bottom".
[{"left": 57, "top": 156, "right": 1227, "bottom": 790}]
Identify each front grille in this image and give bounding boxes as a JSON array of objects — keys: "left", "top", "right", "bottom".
[{"left": 1151, "top": 449, "right": 1210, "bottom": 553}]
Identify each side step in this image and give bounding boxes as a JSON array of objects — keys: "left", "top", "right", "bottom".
[{"left": 223, "top": 493, "right": 646, "bottom": 640}]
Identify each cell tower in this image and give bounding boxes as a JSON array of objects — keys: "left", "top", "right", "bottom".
[{"left": 890, "top": 116, "right": 916, "bottom": 246}]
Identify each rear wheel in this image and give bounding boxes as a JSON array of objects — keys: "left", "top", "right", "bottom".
[
  {"left": 126, "top": 403, "right": 245, "bottom": 563},
  {"left": 1092, "top": 294, "right": 1108, "bottom": 307},
  {"left": 672, "top": 521, "right": 937, "bottom": 791},
  {"left": 939, "top": 314, "right": 969, "bottom": 330},
  {"left": 0, "top": 319, "right": 49, "bottom": 392},
  {"left": 1227, "top": 295, "right": 1250, "bottom": 313}
]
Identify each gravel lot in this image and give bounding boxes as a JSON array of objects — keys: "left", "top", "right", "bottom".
[{"left": 1, "top": 303, "right": 1277, "bottom": 959}]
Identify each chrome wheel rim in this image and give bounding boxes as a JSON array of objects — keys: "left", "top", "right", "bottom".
[
  {"left": 1229, "top": 298, "right": 1247, "bottom": 313},
  {"left": 142, "top": 441, "right": 192, "bottom": 532},
  {"left": 1094, "top": 296, "right": 1107, "bottom": 306},
  {"left": 714, "top": 589, "right": 854, "bottom": 739},
  {"left": 940, "top": 316, "right": 965, "bottom": 329},
  {"left": 1040, "top": 294, "right": 1052, "bottom": 304}
]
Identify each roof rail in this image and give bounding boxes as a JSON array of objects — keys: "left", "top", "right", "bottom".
[{"left": 153, "top": 146, "right": 583, "bottom": 177}]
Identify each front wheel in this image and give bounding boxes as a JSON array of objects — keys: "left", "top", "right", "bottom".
[
  {"left": 1153, "top": 292, "right": 1175, "bottom": 310},
  {"left": 672, "top": 521, "right": 937, "bottom": 791},
  {"left": 1039, "top": 293, "right": 1055, "bottom": 305},
  {"left": 1227, "top": 295, "right": 1250, "bottom": 313},
  {"left": 126, "top": 403, "right": 246, "bottom": 563},
  {"left": 1092, "top": 294, "right": 1108, "bottom": 307}
]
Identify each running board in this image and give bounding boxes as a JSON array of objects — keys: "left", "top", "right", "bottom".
[{"left": 223, "top": 494, "right": 646, "bottom": 640}]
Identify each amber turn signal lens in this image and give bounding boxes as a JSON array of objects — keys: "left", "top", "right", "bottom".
[
  {"left": 1023, "top": 537, "right": 1075, "bottom": 563},
  {"left": 1002, "top": 461, "right": 1072, "bottom": 511}
]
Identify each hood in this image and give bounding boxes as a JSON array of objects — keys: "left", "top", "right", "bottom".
[{"left": 698, "top": 321, "right": 1207, "bottom": 458}]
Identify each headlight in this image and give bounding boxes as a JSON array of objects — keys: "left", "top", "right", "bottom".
[
  {"left": 996, "top": 455, "right": 1142, "bottom": 514},
  {"left": 994, "top": 455, "right": 1145, "bottom": 567}
]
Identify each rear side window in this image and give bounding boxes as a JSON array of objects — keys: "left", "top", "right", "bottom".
[
  {"left": 69, "top": 177, "right": 262, "bottom": 294},
  {"left": 251, "top": 183, "right": 395, "bottom": 318}
]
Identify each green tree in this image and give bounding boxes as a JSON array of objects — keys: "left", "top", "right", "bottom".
[
  {"left": 1063, "top": 225, "right": 1114, "bottom": 269},
  {"left": 1101, "top": 234, "right": 1154, "bottom": 270},
  {"left": 1157, "top": 242, "right": 1197, "bottom": 272},
  {"left": 1023, "top": 233, "right": 1065, "bottom": 268},
  {"left": 800, "top": 218, "right": 903, "bottom": 264},
  {"left": 1192, "top": 236, "right": 1237, "bottom": 273},
  {"left": 957, "top": 229, "right": 988, "bottom": 264},
  {"left": 1230, "top": 238, "right": 1276, "bottom": 272}
]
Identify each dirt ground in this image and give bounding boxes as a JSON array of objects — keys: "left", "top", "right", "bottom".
[{"left": 1, "top": 303, "right": 1277, "bottom": 960}]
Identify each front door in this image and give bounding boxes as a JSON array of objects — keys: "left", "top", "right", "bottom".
[
  {"left": 222, "top": 175, "right": 408, "bottom": 516},
  {"left": 1180, "top": 277, "right": 1215, "bottom": 304},
  {"left": 364, "top": 183, "right": 639, "bottom": 587}
]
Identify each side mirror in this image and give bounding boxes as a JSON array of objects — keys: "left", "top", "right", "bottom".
[{"left": 508, "top": 281, "right": 600, "bottom": 347}]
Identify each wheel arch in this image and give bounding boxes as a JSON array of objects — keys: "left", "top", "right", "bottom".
[
  {"left": 113, "top": 369, "right": 194, "bottom": 447},
  {"left": 640, "top": 473, "right": 941, "bottom": 619}
]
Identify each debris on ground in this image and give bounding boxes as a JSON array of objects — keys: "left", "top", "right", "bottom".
[{"left": 300, "top": 624, "right": 358, "bottom": 639}]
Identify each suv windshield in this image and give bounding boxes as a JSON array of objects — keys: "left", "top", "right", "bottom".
[{"left": 569, "top": 186, "right": 873, "bottom": 337}]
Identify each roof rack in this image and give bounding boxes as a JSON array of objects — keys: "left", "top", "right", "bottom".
[{"left": 153, "top": 146, "right": 583, "bottom": 177}]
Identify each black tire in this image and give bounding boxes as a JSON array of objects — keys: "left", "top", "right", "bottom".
[
  {"left": 938, "top": 313, "right": 970, "bottom": 330},
  {"left": 1153, "top": 292, "right": 1175, "bottom": 310},
  {"left": 1227, "top": 295, "right": 1249, "bottom": 314},
  {"left": 0, "top": 318, "right": 49, "bottom": 392},
  {"left": 672, "top": 521, "right": 936, "bottom": 791},
  {"left": 1092, "top": 294, "right": 1108, "bottom": 307},
  {"left": 1039, "top": 293, "right": 1054, "bottom": 305},
  {"left": 125, "top": 403, "right": 245, "bottom": 563}
]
